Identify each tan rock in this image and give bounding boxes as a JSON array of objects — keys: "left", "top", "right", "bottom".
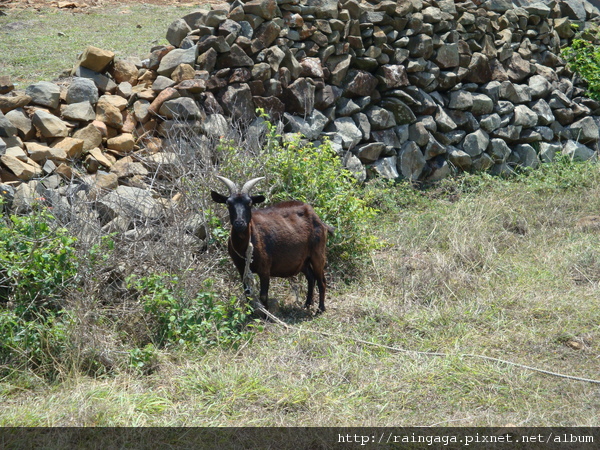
[
  {"left": 55, "top": 163, "right": 74, "bottom": 179},
  {"left": 31, "top": 110, "right": 70, "bottom": 138},
  {"left": 88, "top": 171, "right": 119, "bottom": 200},
  {"left": 121, "top": 110, "right": 137, "bottom": 134},
  {"left": 106, "top": 133, "right": 135, "bottom": 153},
  {"left": 112, "top": 59, "right": 139, "bottom": 85},
  {"left": 5, "top": 146, "right": 28, "bottom": 162},
  {"left": 0, "top": 155, "right": 42, "bottom": 180},
  {"left": 148, "top": 87, "right": 179, "bottom": 115},
  {"left": 137, "top": 70, "right": 156, "bottom": 88},
  {"left": 0, "top": 76, "right": 14, "bottom": 95},
  {"left": 140, "top": 136, "right": 163, "bottom": 153},
  {"left": 98, "top": 94, "right": 127, "bottom": 111},
  {"left": 25, "top": 141, "right": 68, "bottom": 163},
  {"left": 72, "top": 123, "right": 103, "bottom": 151},
  {"left": 136, "top": 119, "right": 157, "bottom": 137},
  {"left": 91, "top": 119, "right": 109, "bottom": 137},
  {"left": 79, "top": 46, "right": 115, "bottom": 73},
  {"left": 88, "top": 147, "right": 115, "bottom": 169},
  {"left": 171, "top": 64, "right": 195, "bottom": 83},
  {"left": 134, "top": 87, "right": 156, "bottom": 101},
  {"left": 0, "top": 93, "right": 32, "bottom": 114},
  {"left": 110, "top": 156, "right": 149, "bottom": 178},
  {"left": 96, "top": 99, "right": 123, "bottom": 129},
  {"left": 174, "top": 78, "right": 206, "bottom": 94},
  {"left": 51, "top": 137, "right": 85, "bottom": 159}
]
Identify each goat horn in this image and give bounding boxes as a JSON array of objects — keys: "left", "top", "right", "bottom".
[
  {"left": 241, "top": 177, "right": 265, "bottom": 195},
  {"left": 216, "top": 176, "right": 238, "bottom": 195}
]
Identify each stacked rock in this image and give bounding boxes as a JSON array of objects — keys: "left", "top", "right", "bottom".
[{"left": 1, "top": 0, "right": 600, "bottom": 216}]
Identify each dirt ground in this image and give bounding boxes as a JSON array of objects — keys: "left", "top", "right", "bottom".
[{"left": 0, "top": 0, "right": 221, "bottom": 10}]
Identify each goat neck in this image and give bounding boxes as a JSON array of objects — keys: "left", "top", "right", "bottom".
[{"left": 229, "top": 220, "right": 253, "bottom": 261}]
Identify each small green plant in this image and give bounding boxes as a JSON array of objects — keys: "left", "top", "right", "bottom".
[
  {"left": 128, "top": 343, "right": 158, "bottom": 375},
  {"left": 127, "top": 273, "right": 256, "bottom": 348},
  {"left": 562, "top": 39, "right": 600, "bottom": 100},
  {"left": 0, "top": 202, "right": 78, "bottom": 312},
  {"left": 0, "top": 201, "right": 78, "bottom": 377}
]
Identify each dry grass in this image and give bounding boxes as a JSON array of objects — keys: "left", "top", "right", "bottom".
[
  {"left": 2, "top": 0, "right": 600, "bottom": 428},
  {"left": 2, "top": 162, "right": 600, "bottom": 426}
]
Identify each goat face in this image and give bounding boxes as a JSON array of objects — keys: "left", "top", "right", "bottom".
[{"left": 211, "top": 192, "right": 265, "bottom": 233}]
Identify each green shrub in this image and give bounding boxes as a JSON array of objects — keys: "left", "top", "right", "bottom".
[
  {"left": 0, "top": 203, "right": 78, "bottom": 311},
  {"left": 127, "top": 273, "right": 256, "bottom": 348},
  {"left": 562, "top": 39, "right": 600, "bottom": 100},
  {"left": 212, "top": 111, "right": 382, "bottom": 275},
  {"left": 0, "top": 201, "right": 78, "bottom": 376}
]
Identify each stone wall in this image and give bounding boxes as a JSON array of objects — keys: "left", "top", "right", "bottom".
[{"left": 1, "top": 0, "right": 600, "bottom": 201}]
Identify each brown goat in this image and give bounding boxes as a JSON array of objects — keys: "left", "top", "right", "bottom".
[{"left": 211, "top": 176, "right": 333, "bottom": 313}]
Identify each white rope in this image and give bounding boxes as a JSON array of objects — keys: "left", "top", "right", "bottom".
[{"left": 249, "top": 302, "right": 600, "bottom": 386}]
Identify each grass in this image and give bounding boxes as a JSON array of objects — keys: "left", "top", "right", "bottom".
[
  {"left": 0, "top": 3, "right": 200, "bottom": 86},
  {"left": 1, "top": 2, "right": 600, "bottom": 428},
  {"left": 2, "top": 162, "right": 600, "bottom": 426}
]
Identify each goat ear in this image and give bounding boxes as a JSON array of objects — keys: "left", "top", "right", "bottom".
[
  {"left": 251, "top": 195, "right": 266, "bottom": 204},
  {"left": 211, "top": 191, "right": 228, "bottom": 204}
]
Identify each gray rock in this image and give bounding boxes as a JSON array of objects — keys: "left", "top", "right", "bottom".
[
  {"left": 343, "top": 153, "right": 367, "bottom": 184},
  {"left": 434, "top": 43, "right": 459, "bottom": 69},
  {"left": 371, "top": 128, "right": 401, "bottom": 148},
  {"left": 159, "top": 97, "right": 203, "bottom": 120},
  {"left": 96, "top": 185, "right": 165, "bottom": 225},
  {"left": 379, "top": 98, "right": 416, "bottom": 125},
  {"left": 434, "top": 106, "right": 457, "bottom": 132},
  {"left": 471, "top": 94, "right": 494, "bottom": 116},
  {"left": 372, "top": 156, "right": 399, "bottom": 179},
  {"left": 152, "top": 76, "right": 176, "bottom": 92},
  {"left": 327, "top": 117, "right": 363, "bottom": 149},
  {"left": 220, "top": 83, "right": 256, "bottom": 122},
  {"left": 5, "top": 108, "right": 34, "bottom": 140},
  {"left": 567, "top": 117, "right": 599, "bottom": 143},
  {"left": 499, "top": 81, "right": 531, "bottom": 104},
  {"left": 448, "top": 147, "right": 472, "bottom": 171},
  {"left": 398, "top": 141, "right": 426, "bottom": 181},
  {"left": 366, "top": 105, "right": 397, "bottom": 130},
  {"left": 200, "top": 113, "right": 229, "bottom": 138},
  {"left": 513, "top": 105, "right": 538, "bottom": 128},
  {"left": 472, "top": 153, "right": 495, "bottom": 172},
  {"left": 157, "top": 46, "right": 197, "bottom": 77},
  {"left": 528, "top": 75, "right": 552, "bottom": 99},
  {"left": 74, "top": 66, "right": 117, "bottom": 94},
  {"left": 448, "top": 90, "right": 473, "bottom": 110},
  {"left": 62, "top": 102, "right": 96, "bottom": 122},
  {"left": 31, "top": 110, "right": 70, "bottom": 138},
  {"left": 166, "top": 18, "right": 192, "bottom": 47},
  {"left": 489, "top": 138, "right": 512, "bottom": 162},
  {"left": 284, "top": 110, "right": 328, "bottom": 140},
  {"left": 25, "top": 81, "right": 61, "bottom": 109},
  {"left": 354, "top": 142, "right": 386, "bottom": 164},
  {"left": 539, "top": 142, "right": 561, "bottom": 163},
  {"left": 514, "top": 144, "right": 540, "bottom": 168},
  {"left": 66, "top": 77, "right": 99, "bottom": 105},
  {"left": 530, "top": 99, "right": 555, "bottom": 126},
  {"left": 462, "top": 129, "right": 490, "bottom": 157},
  {"left": 0, "top": 110, "right": 18, "bottom": 138},
  {"left": 480, "top": 113, "right": 502, "bottom": 132},
  {"left": 427, "top": 158, "right": 452, "bottom": 181},
  {"left": 563, "top": 140, "right": 596, "bottom": 161}
]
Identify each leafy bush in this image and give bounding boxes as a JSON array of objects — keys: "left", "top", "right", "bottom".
[
  {"left": 0, "top": 203, "right": 78, "bottom": 311},
  {"left": 127, "top": 273, "right": 256, "bottom": 348},
  {"left": 0, "top": 201, "right": 78, "bottom": 376},
  {"left": 212, "top": 111, "right": 382, "bottom": 275},
  {"left": 562, "top": 38, "right": 600, "bottom": 100}
]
